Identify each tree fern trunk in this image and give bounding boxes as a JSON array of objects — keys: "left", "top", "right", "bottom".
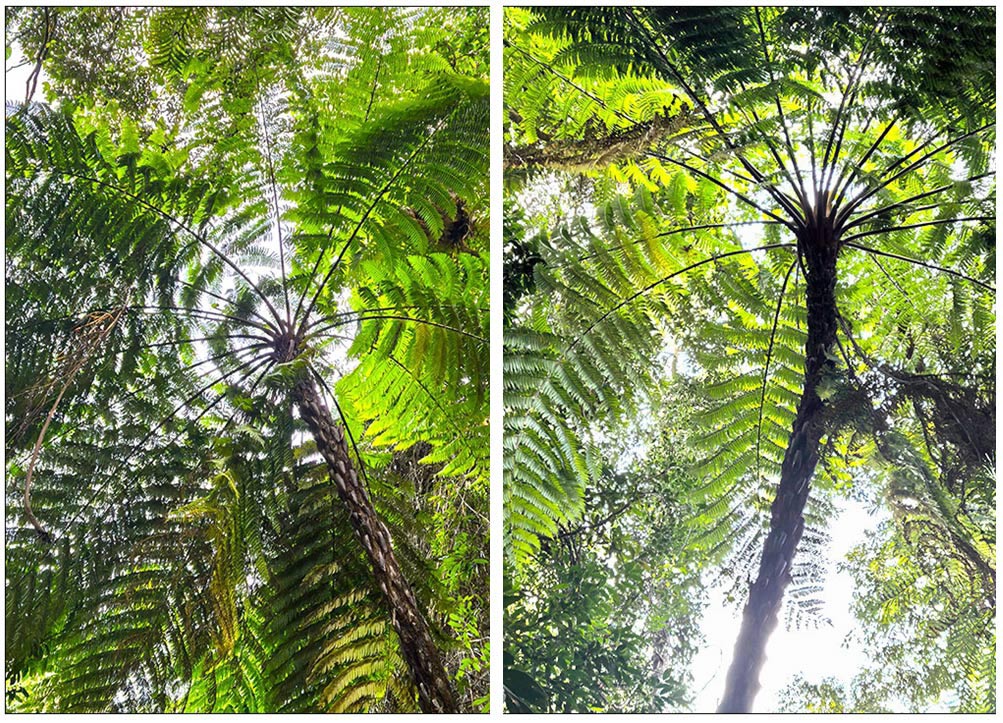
[
  {"left": 718, "top": 224, "right": 839, "bottom": 713},
  {"left": 293, "top": 375, "right": 458, "bottom": 713}
]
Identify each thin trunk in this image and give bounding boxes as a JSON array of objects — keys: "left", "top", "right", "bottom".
[
  {"left": 718, "top": 222, "right": 839, "bottom": 713},
  {"left": 292, "top": 374, "right": 458, "bottom": 713}
]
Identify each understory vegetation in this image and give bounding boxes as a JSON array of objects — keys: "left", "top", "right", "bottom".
[{"left": 503, "top": 6, "right": 994, "bottom": 713}]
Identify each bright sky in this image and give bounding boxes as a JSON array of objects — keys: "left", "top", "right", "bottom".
[
  {"left": 689, "top": 497, "right": 888, "bottom": 712},
  {"left": 6, "top": 41, "right": 41, "bottom": 105}
]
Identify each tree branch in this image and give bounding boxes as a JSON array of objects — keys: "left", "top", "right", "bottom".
[
  {"left": 836, "top": 122, "right": 995, "bottom": 228},
  {"left": 841, "top": 216, "right": 995, "bottom": 244},
  {"left": 841, "top": 172, "right": 995, "bottom": 233},
  {"left": 51, "top": 353, "right": 274, "bottom": 544},
  {"left": 646, "top": 150, "right": 795, "bottom": 228},
  {"left": 569, "top": 243, "right": 796, "bottom": 352},
  {"left": 55, "top": 168, "right": 285, "bottom": 327},
  {"left": 755, "top": 260, "right": 798, "bottom": 488},
  {"left": 842, "top": 241, "right": 995, "bottom": 292},
  {"left": 296, "top": 126, "right": 440, "bottom": 339}
]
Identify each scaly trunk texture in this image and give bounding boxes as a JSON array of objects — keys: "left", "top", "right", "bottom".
[
  {"left": 504, "top": 110, "right": 693, "bottom": 173},
  {"left": 293, "top": 375, "right": 458, "bottom": 713},
  {"left": 718, "top": 220, "right": 840, "bottom": 713}
]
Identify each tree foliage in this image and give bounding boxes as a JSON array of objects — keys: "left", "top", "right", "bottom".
[
  {"left": 505, "top": 381, "right": 706, "bottom": 713},
  {"left": 6, "top": 6, "right": 488, "bottom": 713},
  {"left": 504, "top": 6, "right": 994, "bottom": 712}
]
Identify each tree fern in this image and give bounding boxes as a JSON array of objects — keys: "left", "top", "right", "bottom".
[
  {"left": 505, "top": 5, "right": 993, "bottom": 712},
  {"left": 6, "top": 7, "right": 488, "bottom": 713}
]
